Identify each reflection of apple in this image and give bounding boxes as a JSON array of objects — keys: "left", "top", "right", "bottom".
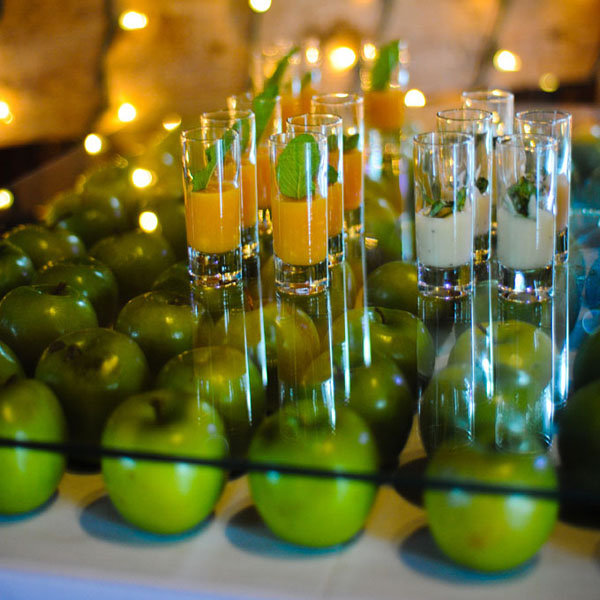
[
  {"left": 0, "top": 378, "right": 67, "bottom": 514},
  {"left": 90, "top": 230, "right": 175, "bottom": 304},
  {"left": 101, "top": 389, "right": 228, "bottom": 535},
  {"left": 0, "top": 340, "right": 24, "bottom": 385},
  {"left": 35, "top": 328, "right": 150, "bottom": 450},
  {"left": 329, "top": 261, "right": 357, "bottom": 321},
  {"left": 115, "top": 290, "right": 198, "bottom": 372},
  {"left": 366, "top": 261, "right": 418, "bottom": 315},
  {"left": 152, "top": 260, "right": 191, "bottom": 296},
  {"left": 248, "top": 401, "right": 378, "bottom": 547},
  {"left": 34, "top": 256, "right": 119, "bottom": 327},
  {"left": 364, "top": 196, "right": 404, "bottom": 270},
  {"left": 0, "top": 283, "right": 98, "bottom": 374},
  {"left": 425, "top": 444, "right": 558, "bottom": 572},
  {"left": 0, "top": 240, "right": 35, "bottom": 299},
  {"left": 157, "top": 346, "right": 266, "bottom": 458}
]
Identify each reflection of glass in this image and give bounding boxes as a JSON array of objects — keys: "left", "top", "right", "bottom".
[
  {"left": 436, "top": 109, "right": 493, "bottom": 273},
  {"left": 413, "top": 132, "right": 474, "bottom": 298},
  {"left": 495, "top": 134, "right": 557, "bottom": 302},
  {"left": 287, "top": 113, "right": 345, "bottom": 265},
  {"left": 227, "top": 92, "right": 283, "bottom": 244},
  {"left": 311, "top": 93, "right": 365, "bottom": 237},
  {"left": 181, "top": 128, "right": 242, "bottom": 286},
  {"left": 200, "top": 110, "right": 258, "bottom": 263},
  {"left": 515, "top": 110, "right": 572, "bottom": 263},
  {"left": 269, "top": 131, "right": 329, "bottom": 295}
]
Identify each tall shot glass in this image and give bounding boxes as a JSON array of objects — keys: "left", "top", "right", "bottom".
[
  {"left": 287, "top": 113, "right": 345, "bottom": 265},
  {"left": 414, "top": 132, "right": 475, "bottom": 298},
  {"left": 437, "top": 109, "right": 493, "bottom": 275},
  {"left": 269, "top": 131, "right": 329, "bottom": 295},
  {"left": 515, "top": 110, "right": 571, "bottom": 263},
  {"left": 495, "top": 134, "right": 557, "bottom": 302},
  {"left": 311, "top": 93, "right": 364, "bottom": 238},
  {"left": 181, "top": 127, "right": 242, "bottom": 286}
]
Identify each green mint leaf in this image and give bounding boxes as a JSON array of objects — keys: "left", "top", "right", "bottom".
[
  {"left": 276, "top": 133, "right": 320, "bottom": 199},
  {"left": 327, "top": 133, "right": 339, "bottom": 152},
  {"left": 429, "top": 201, "right": 445, "bottom": 217},
  {"left": 456, "top": 187, "right": 467, "bottom": 211},
  {"left": 232, "top": 118, "right": 250, "bottom": 155},
  {"left": 252, "top": 95, "right": 277, "bottom": 145},
  {"left": 262, "top": 46, "right": 300, "bottom": 99},
  {"left": 327, "top": 164, "right": 339, "bottom": 185},
  {"left": 301, "top": 71, "right": 312, "bottom": 90},
  {"left": 191, "top": 129, "right": 235, "bottom": 192},
  {"left": 476, "top": 176, "right": 489, "bottom": 195},
  {"left": 343, "top": 133, "right": 360, "bottom": 152},
  {"left": 507, "top": 176, "right": 535, "bottom": 217},
  {"left": 370, "top": 40, "right": 400, "bottom": 91}
]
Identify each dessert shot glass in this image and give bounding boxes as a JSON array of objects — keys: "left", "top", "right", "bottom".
[
  {"left": 269, "top": 131, "right": 329, "bottom": 295},
  {"left": 311, "top": 93, "right": 364, "bottom": 238},
  {"left": 181, "top": 127, "right": 242, "bottom": 286},
  {"left": 495, "top": 134, "right": 557, "bottom": 302},
  {"left": 515, "top": 109, "right": 571, "bottom": 263},
  {"left": 287, "top": 113, "right": 345, "bottom": 265},
  {"left": 413, "top": 132, "right": 475, "bottom": 298}
]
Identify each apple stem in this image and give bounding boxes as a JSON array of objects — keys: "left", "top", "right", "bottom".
[
  {"left": 150, "top": 397, "right": 167, "bottom": 424},
  {"left": 52, "top": 281, "right": 69, "bottom": 296}
]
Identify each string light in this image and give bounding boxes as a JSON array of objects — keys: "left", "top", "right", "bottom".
[
  {"left": 0, "top": 189, "right": 14, "bottom": 210},
  {"left": 329, "top": 46, "right": 357, "bottom": 72},
  {"left": 119, "top": 11, "right": 148, "bottom": 30},
  {"left": 539, "top": 72, "right": 559, "bottom": 93},
  {"left": 404, "top": 89, "right": 426, "bottom": 107},
  {"left": 362, "top": 42, "right": 377, "bottom": 61},
  {"left": 131, "top": 168, "right": 154, "bottom": 188},
  {"left": 305, "top": 46, "right": 320, "bottom": 65},
  {"left": 249, "top": 0, "right": 271, "bottom": 13},
  {"left": 84, "top": 133, "right": 104, "bottom": 155},
  {"left": 493, "top": 49, "right": 521, "bottom": 72},
  {"left": 162, "top": 114, "right": 182, "bottom": 131},
  {"left": 118, "top": 103, "right": 137, "bottom": 123},
  {"left": 0, "top": 101, "right": 13, "bottom": 124},
  {"left": 139, "top": 211, "right": 159, "bottom": 232}
]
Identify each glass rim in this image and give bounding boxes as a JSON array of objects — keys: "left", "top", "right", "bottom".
[
  {"left": 311, "top": 92, "right": 364, "bottom": 107},
  {"left": 412, "top": 131, "right": 474, "bottom": 148},
  {"left": 436, "top": 108, "right": 494, "bottom": 123},
  {"left": 287, "top": 113, "right": 342, "bottom": 128},
  {"left": 461, "top": 89, "right": 515, "bottom": 103},
  {"left": 515, "top": 109, "right": 572, "bottom": 126},
  {"left": 495, "top": 133, "right": 558, "bottom": 151},
  {"left": 269, "top": 131, "right": 328, "bottom": 147},
  {"left": 180, "top": 126, "right": 240, "bottom": 145},
  {"left": 200, "top": 109, "right": 255, "bottom": 124}
]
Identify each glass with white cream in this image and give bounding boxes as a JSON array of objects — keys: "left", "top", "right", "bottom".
[
  {"left": 495, "top": 134, "right": 557, "bottom": 301},
  {"left": 413, "top": 132, "right": 475, "bottom": 298}
]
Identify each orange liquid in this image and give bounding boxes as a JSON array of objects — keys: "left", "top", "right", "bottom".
[
  {"left": 365, "top": 88, "right": 405, "bottom": 131},
  {"left": 328, "top": 182, "right": 344, "bottom": 237},
  {"left": 300, "top": 85, "right": 317, "bottom": 114},
  {"left": 343, "top": 149, "right": 364, "bottom": 211},
  {"left": 241, "top": 159, "right": 258, "bottom": 228},
  {"left": 256, "top": 145, "right": 271, "bottom": 210},
  {"left": 272, "top": 193, "right": 328, "bottom": 266},
  {"left": 185, "top": 182, "right": 241, "bottom": 254},
  {"left": 281, "top": 93, "right": 302, "bottom": 124}
]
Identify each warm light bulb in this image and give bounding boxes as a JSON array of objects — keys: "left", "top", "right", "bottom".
[
  {"left": 131, "top": 168, "right": 154, "bottom": 188},
  {"left": 84, "top": 133, "right": 104, "bottom": 155},
  {"left": 493, "top": 49, "right": 521, "bottom": 72},
  {"left": 249, "top": 0, "right": 271, "bottom": 13},
  {"left": 362, "top": 42, "right": 377, "bottom": 61},
  {"left": 404, "top": 89, "right": 426, "bottom": 107},
  {"left": 539, "top": 72, "right": 559, "bottom": 93},
  {"left": 118, "top": 103, "right": 137, "bottom": 123},
  {"left": 0, "top": 101, "right": 10, "bottom": 120},
  {"left": 329, "top": 46, "right": 357, "bottom": 72},
  {"left": 119, "top": 11, "right": 148, "bottom": 30},
  {"left": 305, "top": 46, "right": 320, "bottom": 65},
  {"left": 0, "top": 189, "right": 14, "bottom": 210},
  {"left": 139, "top": 211, "right": 158, "bottom": 232},
  {"left": 162, "top": 114, "right": 181, "bottom": 131}
]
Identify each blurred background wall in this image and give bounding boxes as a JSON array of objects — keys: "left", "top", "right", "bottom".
[{"left": 0, "top": 0, "right": 599, "bottom": 179}]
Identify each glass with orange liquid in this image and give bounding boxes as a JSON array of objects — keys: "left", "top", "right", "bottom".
[
  {"left": 311, "top": 93, "right": 365, "bottom": 237},
  {"left": 228, "top": 92, "right": 282, "bottom": 246},
  {"left": 269, "top": 132, "right": 329, "bottom": 295},
  {"left": 200, "top": 109, "right": 258, "bottom": 264},
  {"left": 181, "top": 127, "right": 242, "bottom": 286},
  {"left": 287, "top": 114, "right": 345, "bottom": 265}
]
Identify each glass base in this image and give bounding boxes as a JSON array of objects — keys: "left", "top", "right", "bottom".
[
  {"left": 188, "top": 246, "right": 242, "bottom": 287},
  {"left": 418, "top": 262, "right": 472, "bottom": 299},
  {"left": 328, "top": 232, "right": 345, "bottom": 266},
  {"left": 555, "top": 227, "right": 568, "bottom": 264},
  {"left": 242, "top": 223, "right": 259, "bottom": 261},
  {"left": 274, "top": 255, "right": 328, "bottom": 295},
  {"left": 345, "top": 206, "right": 363, "bottom": 239},
  {"left": 258, "top": 208, "right": 272, "bottom": 237},
  {"left": 497, "top": 263, "right": 553, "bottom": 302}
]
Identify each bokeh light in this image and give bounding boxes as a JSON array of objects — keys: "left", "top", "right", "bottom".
[
  {"left": 162, "top": 114, "right": 182, "bottom": 131},
  {"left": 493, "top": 49, "right": 521, "bottom": 72},
  {"left": 404, "top": 89, "right": 426, "bottom": 107},
  {"left": 0, "top": 189, "right": 14, "bottom": 210},
  {"left": 131, "top": 168, "right": 154, "bottom": 188},
  {"left": 329, "top": 46, "right": 357, "bottom": 72},
  {"left": 139, "top": 211, "right": 158, "bottom": 232},
  {"left": 119, "top": 11, "right": 148, "bottom": 30},
  {"left": 84, "top": 133, "right": 104, "bottom": 155},
  {"left": 539, "top": 72, "right": 559, "bottom": 93},
  {"left": 249, "top": 0, "right": 271, "bottom": 13},
  {"left": 118, "top": 103, "right": 137, "bottom": 123}
]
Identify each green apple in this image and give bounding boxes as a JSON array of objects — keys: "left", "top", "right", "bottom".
[
  {"left": 0, "top": 340, "right": 24, "bottom": 385},
  {"left": 115, "top": 290, "right": 199, "bottom": 372},
  {"left": 248, "top": 401, "right": 378, "bottom": 547},
  {"left": 35, "top": 328, "right": 150, "bottom": 450},
  {"left": 152, "top": 260, "right": 191, "bottom": 296},
  {"left": 0, "top": 240, "right": 35, "bottom": 299},
  {"left": 3, "top": 224, "right": 86, "bottom": 269},
  {"left": 329, "top": 261, "right": 358, "bottom": 321},
  {"left": 425, "top": 444, "right": 558, "bottom": 571},
  {"left": 364, "top": 196, "right": 404, "bottom": 270},
  {"left": 90, "top": 229, "right": 175, "bottom": 304},
  {"left": 0, "top": 283, "right": 98, "bottom": 374},
  {"left": 0, "top": 378, "right": 67, "bottom": 514},
  {"left": 34, "top": 256, "right": 119, "bottom": 327},
  {"left": 101, "top": 389, "right": 228, "bottom": 535},
  {"left": 366, "top": 261, "right": 418, "bottom": 315},
  {"left": 157, "top": 346, "right": 266, "bottom": 458}
]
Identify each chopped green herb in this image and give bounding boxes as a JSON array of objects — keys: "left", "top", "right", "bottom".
[
  {"left": 191, "top": 129, "right": 235, "bottom": 192},
  {"left": 262, "top": 46, "right": 299, "bottom": 99},
  {"left": 422, "top": 181, "right": 468, "bottom": 218},
  {"left": 327, "top": 164, "right": 339, "bottom": 185},
  {"left": 343, "top": 133, "right": 360, "bottom": 153},
  {"left": 507, "top": 176, "right": 536, "bottom": 217},
  {"left": 456, "top": 187, "right": 466, "bottom": 211},
  {"left": 276, "top": 133, "right": 320, "bottom": 199},
  {"left": 327, "top": 133, "right": 339, "bottom": 152},
  {"left": 370, "top": 40, "right": 400, "bottom": 92},
  {"left": 476, "top": 176, "right": 489, "bottom": 195}
]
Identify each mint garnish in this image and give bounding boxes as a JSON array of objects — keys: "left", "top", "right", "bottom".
[
  {"left": 507, "top": 176, "right": 536, "bottom": 217},
  {"left": 343, "top": 133, "right": 360, "bottom": 152},
  {"left": 476, "top": 176, "right": 489, "bottom": 195},
  {"left": 276, "top": 133, "right": 320, "bottom": 199},
  {"left": 301, "top": 71, "right": 313, "bottom": 90},
  {"left": 327, "top": 164, "right": 339, "bottom": 185},
  {"left": 422, "top": 179, "right": 468, "bottom": 218},
  {"left": 191, "top": 129, "right": 235, "bottom": 192},
  {"left": 370, "top": 40, "right": 400, "bottom": 91}
]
